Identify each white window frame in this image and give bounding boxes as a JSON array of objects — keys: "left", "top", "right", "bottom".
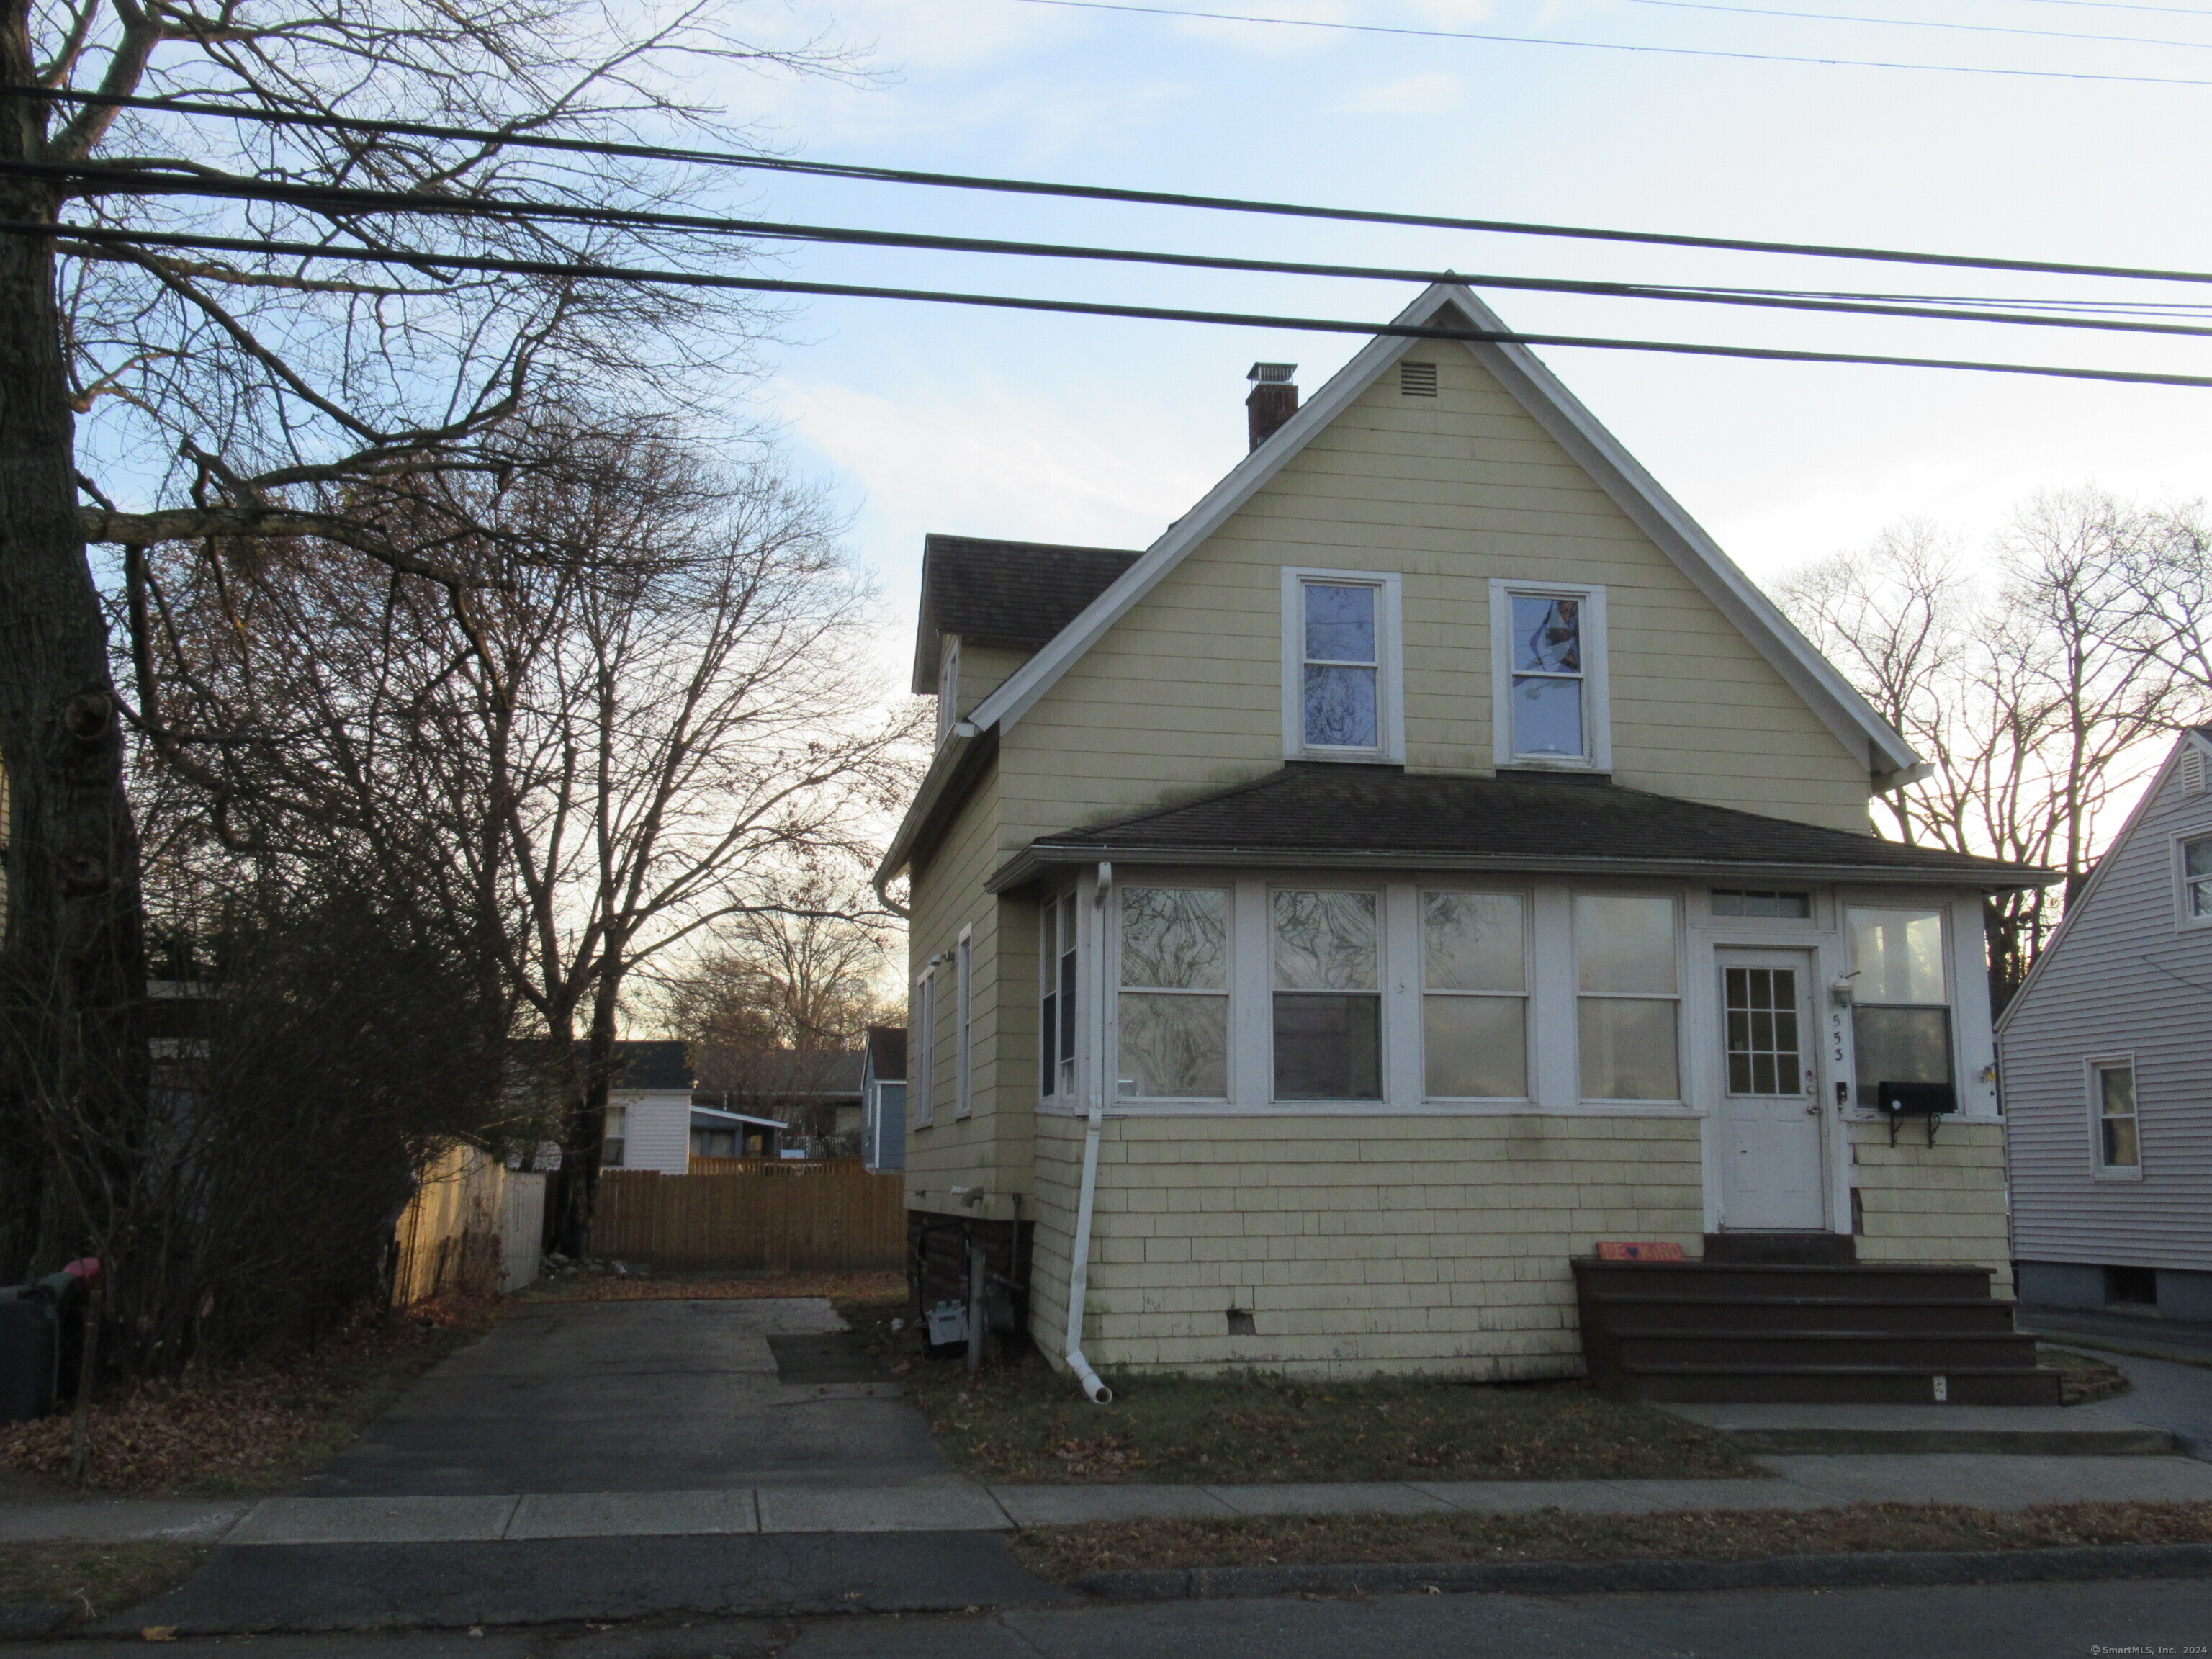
[
  {"left": 1416, "top": 886, "right": 1533, "bottom": 1104},
  {"left": 1491, "top": 579, "right": 1611, "bottom": 773},
  {"left": 912, "top": 968, "right": 937, "bottom": 1130},
  {"left": 1112, "top": 881, "right": 1234, "bottom": 1105},
  {"left": 1281, "top": 567, "right": 1405, "bottom": 763},
  {"left": 1571, "top": 889, "right": 1683, "bottom": 1105},
  {"left": 2088, "top": 1052, "right": 2143, "bottom": 1179},
  {"left": 2175, "top": 832, "right": 2212, "bottom": 930},
  {"left": 955, "top": 925, "right": 975, "bottom": 1119}
]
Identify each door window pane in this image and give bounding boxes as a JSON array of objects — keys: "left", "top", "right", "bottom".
[
  {"left": 1578, "top": 999, "right": 1680, "bottom": 1100},
  {"left": 1575, "top": 895, "right": 1677, "bottom": 993},
  {"left": 1424, "top": 996, "right": 1527, "bottom": 1098},
  {"left": 1273, "top": 890, "right": 1379, "bottom": 990},
  {"left": 1274, "top": 993, "right": 1382, "bottom": 1100},
  {"left": 1421, "top": 892, "right": 1524, "bottom": 991},
  {"left": 1848, "top": 909, "right": 1946, "bottom": 1004},
  {"left": 1724, "top": 966, "right": 1803, "bottom": 1096},
  {"left": 1852, "top": 1005, "right": 1952, "bottom": 1104},
  {"left": 1120, "top": 994, "right": 1229, "bottom": 1099},
  {"left": 1122, "top": 887, "right": 1228, "bottom": 988}
]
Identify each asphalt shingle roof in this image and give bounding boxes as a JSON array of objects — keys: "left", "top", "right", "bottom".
[
  {"left": 866, "top": 1025, "right": 907, "bottom": 1081},
  {"left": 912, "top": 534, "right": 1141, "bottom": 691},
  {"left": 1010, "top": 767, "right": 2054, "bottom": 886},
  {"left": 608, "top": 1040, "right": 695, "bottom": 1092}
]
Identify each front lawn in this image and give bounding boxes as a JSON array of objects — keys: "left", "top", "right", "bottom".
[
  {"left": 1013, "top": 1499, "right": 2212, "bottom": 1580},
  {"left": 835, "top": 1295, "right": 1758, "bottom": 1485}
]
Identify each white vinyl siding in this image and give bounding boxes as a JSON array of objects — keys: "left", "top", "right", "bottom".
[{"left": 610, "top": 1091, "right": 691, "bottom": 1174}]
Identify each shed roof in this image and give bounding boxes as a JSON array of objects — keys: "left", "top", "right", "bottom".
[
  {"left": 910, "top": 534, "right": 1140, "bottom": 693},
  {"left": 990, "top": 766, "right": 2056, "bottom": 890}
]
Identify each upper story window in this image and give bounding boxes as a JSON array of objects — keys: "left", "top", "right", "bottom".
[
  {"left": 2180, "top": 835, "right": 2212, "bottom": 925},
  {"left": 1118, "top": 885, "right": 1231, "bottom": 1100},
  {"left": 1847, "top": 907, "right": 1952, "bottom": 1108},
  {"left": 1574, "top": 894, "right": 1679, "bottom": 1101},
  {"left": 2092, "top": 1057, "right": 2140, "bottom": 1174},
  {"left": 1282, "top": 570, "right": 1403, "bottom": 762},
  {"left": 1491, "top": 580, "right": 1610, "bottom": 770}
]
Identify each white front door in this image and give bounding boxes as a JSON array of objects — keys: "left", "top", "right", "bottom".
[{"left": 1715, "top": 949, "right": 1826, "bottom": 1231}]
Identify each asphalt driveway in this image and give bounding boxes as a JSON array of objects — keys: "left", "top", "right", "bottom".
[{"left": 300, "top": 1298, "right": 958, "bottom": 1497}]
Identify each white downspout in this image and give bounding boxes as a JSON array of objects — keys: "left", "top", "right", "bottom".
[{"left": 1063, "top": 860, "right": 1114, "bottom": 1405}]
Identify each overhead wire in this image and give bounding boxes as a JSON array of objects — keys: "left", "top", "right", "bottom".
[
  {"left": 1610, "top": 0, "right": 2212, "bottom": 50},
  {"left": 19, "top": 156, "right": 2212, "bottom": 340},
  {"left": 11, "top": 87, "right": 2212, "bottom": 289},
  {"left": 15, "top": 220, "right": 2212, "bottom": 389},
  {"left": 1009, "top": 0, "right": 2212, "bottom": 87}
]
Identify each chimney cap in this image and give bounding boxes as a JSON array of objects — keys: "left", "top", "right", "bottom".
[{"left": 1247, "top": 362, "right": 1297, "bottom": 385}]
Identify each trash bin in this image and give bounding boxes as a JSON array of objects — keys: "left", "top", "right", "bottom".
[{"left": 0, "top": 1286, "right": 58, "bottom": 1422}]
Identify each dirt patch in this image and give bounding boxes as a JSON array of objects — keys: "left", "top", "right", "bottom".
[
  {"left": 0, "top": 1541, "right": 207, "bottom": 1622},
  {"left": 1013, "top": 1499, "right": 2212, "bottom": 1581},
  {"left": 529, "top": 1268, "right": 904, "bottom": 1303},
  {"left": 835, "top": 1295, "right": 1757, "bottom": 1485},
  {"left": 0, "top": 1296, "right": 495, "bottom": 1497}
]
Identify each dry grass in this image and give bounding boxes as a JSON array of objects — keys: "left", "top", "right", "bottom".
[
  {"left": 528, "top": 1268, "right": 904, "bottom": 1303},
  {"left": 0, "top": 1295, "right": 496, "bottom": 1498},
  {"left": 1014, "top": 1499, "right": 2212, "bottom": 1581},
  {"left": 835, "top": 1296, "right": 1757, "bottom": 1486},
  {"left": 0, "top": 1541, "right": 207, "bottom": 1622},
  {"left": 2037, "top": 1344, "right": 2131, "bottom": 1405}
]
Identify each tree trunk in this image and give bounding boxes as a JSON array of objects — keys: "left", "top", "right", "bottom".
[{"left": 0, "top": 68, "right": 149, "bottom": 1285}]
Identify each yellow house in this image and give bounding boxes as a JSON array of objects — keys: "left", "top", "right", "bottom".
[{"left": 877, "top": 284, "right": 2053, "bottom": 1402}]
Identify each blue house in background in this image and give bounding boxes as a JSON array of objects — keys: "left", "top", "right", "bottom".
[{"left": 863, "top": 1025, "right": 907, "bottom": 1172}]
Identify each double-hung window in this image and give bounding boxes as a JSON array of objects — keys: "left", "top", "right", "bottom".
[
  {"left": 1039, "top": 893, "right": 1078, "bottom": 1102},
  {"left": 2092, "top": 1058, "right": 2140, "bottom": 1174},
  {"left": 1421, "top": 891, "right": 1528, "bottom": 1099},
  {"left": 912, "top": 970, "right": 937, "bottom": 1129},
  {"left": 1574, "top": 894, "right": 1680, "bottom": 1100},
  {"left": 1118, "top": 886, "right": 1231, "bottom": 1099},
  {"left": 1846, "top": 907, "right": 1953, "bottom": 1107},
  {"left": 1282, "top": 570, "right": 1402, "bottom": 761},
  {"left": 2181, "top": 835, "right": 2212, "bottom": 924},
  {"left": 955, "top": 927, "right": 974, "bottom": 1118},
  {"left": 600, "top": 1104, "right": 627, "bottom": 1169},
  {"left": 1492, "top": 581, "right": 1609, "bottom": 769},
  {"left": 1272, "top": 889, "right": 1382, "bottom": 1100}
]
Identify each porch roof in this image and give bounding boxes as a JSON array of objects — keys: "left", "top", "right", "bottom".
[{"left": 988, "top": 767, "right": 2057, "bottom": 892}]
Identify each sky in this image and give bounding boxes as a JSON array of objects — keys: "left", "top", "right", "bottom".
[{"left": 673, "top": 0, "right": 2212, "bottom": 688}]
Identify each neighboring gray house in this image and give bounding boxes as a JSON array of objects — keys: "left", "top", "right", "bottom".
[
  {"left": 862, "top": 1025, "right": 907, "bottom": 1173},
  {"left": 2000, "top": 727, "right": 2212, "bottom": 1319}
]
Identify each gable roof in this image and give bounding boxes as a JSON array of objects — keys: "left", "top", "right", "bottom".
[
  {"left": 989, "top": 766, "right": 2054, "bottom": 892},
  {"left": 865, "top": 1024, "right": 907, "bottom": 1082},
  {"left": 607, "top": 1039, "right": 694, "bottom": 1092},
  {"left": 961, "top": 282, "right": 1923, "bottom": 785},
  {"left": 910, "top": 534, "right": 1141, "bottom": 693}
]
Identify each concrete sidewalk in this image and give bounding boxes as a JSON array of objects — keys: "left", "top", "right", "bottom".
[{"left": 13, "top": 1453, "right": 2212, "bottom": 1545}]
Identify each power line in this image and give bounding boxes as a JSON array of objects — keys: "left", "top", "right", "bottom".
[
  {"left": 22, "top": 157, "right": 2212, "bottom": 341},
  {"left": 1011, "top": 0, "right": 2212, "bottom": 87},
  {"left": 14, "top": 220, "right": 2212, "bottom": 390},
  {"left": 12, "top": 86, "right": 2211, "bottom": 289},
  {"left": 2014, "top": 0, "right": 2212, "bottom": 14},
  {"left": 1619, "top": 0, "right": 2212, "bottom": 50}
]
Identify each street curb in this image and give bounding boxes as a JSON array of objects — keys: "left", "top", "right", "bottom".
[
  {"left": 0, "top": 1602, "right": 75, "bottom": 1640},
  {"left": 1717, "top": 1429, "right": 2175, "bottom": 1456},
  {"left": 1075, "top": 1541, "right": 2212, "bottom": 1603}
]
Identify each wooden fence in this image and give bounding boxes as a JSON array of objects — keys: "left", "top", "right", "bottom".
[
  {"left": 593, "top": 1167, "right": 904, "bottom": 1270},
  {"left": 688, "top": 1156, "right": 868, "bottom": 1177},
  {"left": 391, "top": 1143, "right": 547, "bottom": 1305}
]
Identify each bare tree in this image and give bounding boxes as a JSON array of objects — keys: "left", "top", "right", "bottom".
[
  {"left": 1779, "top": 490, "right": 2200, "bottom": 1005},
  {"left": 0, "top": 0, "right": 845, "bottom": 1281}
]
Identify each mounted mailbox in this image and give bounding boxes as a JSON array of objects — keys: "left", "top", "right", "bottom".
[{"left": 1879, "top": 1080, "right": 1959, "bottom": 1146}]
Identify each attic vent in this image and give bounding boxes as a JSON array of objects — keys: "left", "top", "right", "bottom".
[
  {"left": 1399, "top": 361, "right": 1439, "bottom": 397},
  {"left": 2186, "top": 747, "right": 2208, "bottom": 796}
]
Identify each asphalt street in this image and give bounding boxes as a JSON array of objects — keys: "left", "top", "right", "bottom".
[{"left": 27, "top": 1578, "right": 2212, "bottom": 1658}]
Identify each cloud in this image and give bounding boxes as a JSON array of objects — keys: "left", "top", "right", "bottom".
[{"left": 1331, "top": 71, "right": 1462, "bottom": 114}]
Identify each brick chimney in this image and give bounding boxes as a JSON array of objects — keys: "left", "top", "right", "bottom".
[{"left": 1246, "top": 362, "right": 1298, "bottom": 450}]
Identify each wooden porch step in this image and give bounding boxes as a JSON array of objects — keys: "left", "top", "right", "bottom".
[{"left": 1630, "top": 1364, "right": 2066, "bottom": 1407}]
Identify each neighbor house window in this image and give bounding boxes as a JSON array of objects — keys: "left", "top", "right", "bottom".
[
  {"left": 1039, "top": 892, "right": 1078, "bottom": 1101},
  {"left": 2182, "top": 835, "right": 2212, "bottom": 923},
  {"left": 601, "top": 1104, "right": 627, "bottom": 1169},
  {"left": 936, "top": 638, "right": 961, "bottom": 745},
  {"left": 2092, "top": 1058, "right": 2140, "bottom": 1173},
  {"left": 1421, "top": 891, "right": 1528, "bottom": 1099},
  {"left": 1847, "top": 907, "right": 1953, "bottom": 1107},
  {"left": 912, "top": 970, "right": 936, "bottom": 1129},
  {"left": 1492, "top": 581, "right": 1609, "bottom": 770},
  {"left": 1272, "top": 889, "right": 1382, "bottom": 1100},
  {"left": 1712, "top": 889, "right": 1812, "bottom": 919},
  {"left": 955, "top": 927, "right": 974, "bottom": 1118},
  {"left": 1575, "top": 894, "right": 1680, "bottom": 1100},
  {"left": 1282, "top": 570, "right": 1402, "bottom": 760},
  {"left": 1118, "top": 886, "right": 1230, "bottom": 1099}
]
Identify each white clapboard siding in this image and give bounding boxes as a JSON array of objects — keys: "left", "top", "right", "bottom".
[
  {"left": 616, "top": 1089, "right": 695, "bottom": 1175},
  {"left": 2000, "top": 734, "right": 2212, "bottom": 1271}
]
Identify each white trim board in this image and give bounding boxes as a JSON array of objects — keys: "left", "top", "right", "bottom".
[{"left": 964, "top": 281, "right": 1923, "bottom": 788}]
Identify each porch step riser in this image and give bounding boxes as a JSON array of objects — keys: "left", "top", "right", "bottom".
[
  {"left": 1635, "top": 1370, "right": 2065, "bottom": 1407},
  {"left": 1578, "top": 1265, "right": 1993, "bottom": 1300},
  {"left": 1615, "top": 1334, "right": 2043, "bottom": 1370},
  {"left": 1593, "top": 1301, "right": 2023, "bottom": 1336}
]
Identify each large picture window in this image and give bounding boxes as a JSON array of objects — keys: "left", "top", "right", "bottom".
[
  {"left": 1118, "top": 886, "right": 1231, "bottom": 1098},
  {"left": 1574, "top": 894, "right": 1679, "bottom": 1100},
  {"left": 1421, "top": 891, "right": 1527, "bottom": 1099},
  {"left": 1847, "top": 907, "right": 1952, "bottom": 1107},
  {"left": 1272, "top": 889, "right": 1382, "bottom": 1100}
]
